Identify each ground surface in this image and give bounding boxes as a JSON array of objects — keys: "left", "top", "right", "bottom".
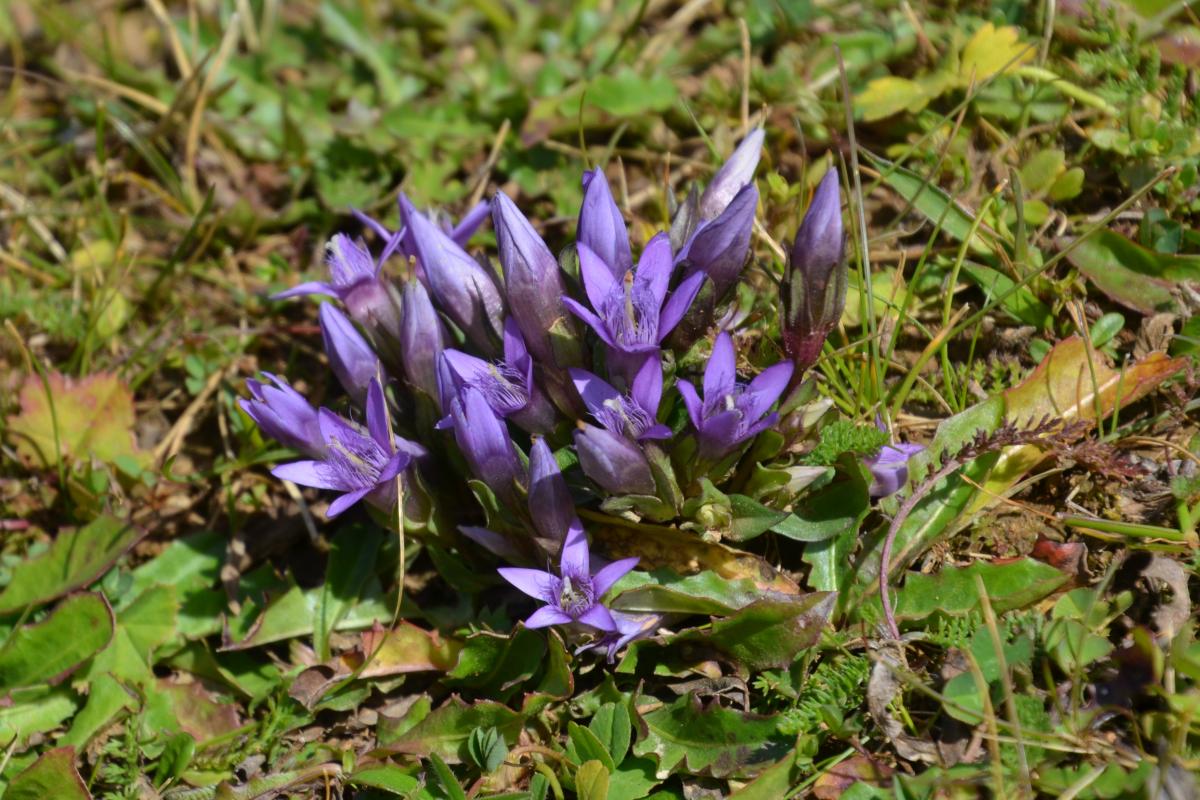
[{"left": 1, "top": 1, "right": 1199, "bottom": 798}]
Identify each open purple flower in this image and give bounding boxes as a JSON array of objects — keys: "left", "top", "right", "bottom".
[
  {"left": 677, "top": 332, "right": 793, "bottom": 460},
  {"left": 578, "top": 169, "right": 633, "bottom": 278},
  {"left": 400, "top": 194, "right": 506, "bottom": 353},
  {"left": 240, "top": 374, "right": 323, "bottom": 457},
  {"left": 319, "top": 303, "right": 381, "bottom": 403},
  {"left": 271, "top": 379, "right": 426, "bottom": 518},
  {"left": 273, "top": 235, "right": 404, "bottom": 353},
  {"left": 438, "top": 319, "right": 556, "bottom": 434},
  {"left": 865, "top": 442, "right": 925, "bottom": 498},
  {"left": 498, "top": 522, "right": 638, "bottom": 631},
  {"left": 570, "top": 355, "right": 670, "bottom": 442},
  {"left": 563, "top": 234, "right": 705, "bottom": 378},
  {"left": 355, "top": 199, "right": 490, "bottom": 272}
]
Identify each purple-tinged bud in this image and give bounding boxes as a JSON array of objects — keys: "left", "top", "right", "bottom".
[
  {"left": 450, "top": 386, "right": 526, "bottom": 508},
  {"left": 398, "top": 278, "right": 446, "bottom": 399},
  {"left": 400, "top": 194, "right": 506, "bottom": 353},
  {"left": 319, "top": 303, "right": 381, "bottom": 404},
  {"left": 781, "top": 167, "right": 846, "bottom": 376},
  {"left": 699, "top": 128, "right": 764, "bottom": 221},
  {"left": 578, "top": 169, "right": 633, "bottom": 279},
  {"left": 865, "top": 442, "right": 925, "bottom": 498},
  {"left": 528, "top": 437, "right": 575, "bottom": 548},
  {"left": 240, "top": 374, "right": 323, "bottom": 457},
  {"left": 573, "top": 421, "right": 655, "bottom": 496},
  {"left": 678, "top": 182, "right": 758, "bottom": 301},
  {"left": 677, "top": 332, "right": 793, "bottom": 461},
  {"left": 493, "top": 191, "right": 571, "bottom": 365}
]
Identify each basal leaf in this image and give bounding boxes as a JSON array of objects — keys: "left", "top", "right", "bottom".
[
  {"left": 0, "top": 593, "right": 115, "bottom": 693},
  {"left": 376, "top": 697, "right": 523, "bottom": 763},
  {"left": 1066, "top": 228, "right": 1200, "bottom": 313},
  {"left": 3, "top": 747, "right": 91, "bottom": 800},
  {"left": 673, "top": 594, "right": 835, "bottom": 672},
  {"left": 634, "top": 694, "right": 790, "bottom": 779},
  {"left": 0, "top": 687, "right": 79, "bottom": 745},
  {"left": 959, "top": 23, "right": 1034, "bottom": 82}
]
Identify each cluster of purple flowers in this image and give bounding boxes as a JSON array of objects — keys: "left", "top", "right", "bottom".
[{"left": 242, "top": 132, "right": 924, "bottom": 658}]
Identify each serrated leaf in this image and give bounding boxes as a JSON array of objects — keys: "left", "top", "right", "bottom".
[
  {"left": 7, "top": 371, "right": 144, "bottom": 468},
  {"left": 634, "top": 695, "right": 790, "bottom": 779},
  {"left": 0, "top": 515, "right": 142, "bottom": 614}
]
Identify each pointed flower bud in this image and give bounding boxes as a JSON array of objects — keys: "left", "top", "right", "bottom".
[
  {"left": 699, "top": 128, "right": 764, "bottom": 221},
  {"left": 493, "top": 191, "right": 571, "bottom": 365},
  {"left": 528, "top": 437, "right": 577, "bottom": 548},
  {"left": 781, "top": 167, "right": 846, "bottom": 375},
  {"left": 578, "top": 169, "right": 633, "bottom": 278},
  {"left": 573, "top": 421, "right": 655, "bottom": 496},
  {"left": 400, "top": 194, "right": 506, "bottom": 353},
  {"left": 677, "top": 332, "right": 793, "bottom": 461},
  {"left": 240, "top": 374, "right": 323, "bottom": 457},
  {"left": 678, "top": 182, "right": 758, "bottom": 300},
  {"left": 449, "top": 385, "right": 526, "bottom": 508},
  {"left": 398, "top": 278, "right": 446, "bottom": 398},
  {"left": 319, "top": 303, "right": 381, "bottom": 404}
]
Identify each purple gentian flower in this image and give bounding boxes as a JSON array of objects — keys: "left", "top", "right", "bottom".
[
  {"left": 240, "top": 374, "right": 323, "bottom": 457},
  {"left": 319, "top": 303, "right": 380, "bottom": 403},
  {"left": 865, "top": 442, "right": 925, "bottom": 498},
  {"left": 400, "top": 194, "right": 506, "bottom": 353},
  {"left": 578, "top": 169, "right": 633, "bottom": 278},
  {"left": 677, "top": 332, "right": 793, "bottom": 460},
  {"left": 354, "top": 199, "right": 491, "bottom": 273},
  {"left": 528, "top": 437, "right": 576, "bottom": 546},
  {"left": 570, "top": 355, "right": 670, "bottom": 442},
  {"left": 573, "top": 422, "right": 656, "bottom": 496},
  {"left": 577, "top": 610, "right": 661, "bottom": 663},
  {"left": 677, "top": 182, "right": 758, "bottom": 302},
  {"left": 781, "top": 167, "right": 846, "bottom": 375},
  {"left": 438, "top": 319, "right": 557, "bottom": 434},
  {"left": 398, "top": 278, "right": 446, "bottom": 399},
  {"left": 273, "top": 235, "right": 404, "bottom": 353},
  {"left": 271, "top": 379, "right": 425, "bottom": 518},
  {"left": 448, "top": 384, "right": 526, "bottom": 507},
  {"left": 563, "top": 234, "right": 705, "bottom": 379},
  {"left": 492, "top": 191, "right": 572, "bottom": 365},
  {"left": 498, "top": 522, "right": 638, "bottom": 631},
  {"left": 699, "top": 128, "right": 764, "bottom": 221}
]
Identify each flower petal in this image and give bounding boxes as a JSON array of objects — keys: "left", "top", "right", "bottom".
[
  {"left": 629, "top": 352, "right": 663, "bottom": 416},
  {"left": 657, "top": 269, "right": 707, "bottom": 340},
  {"left": 570, "top": 368, "right": 622, "bottom": 418},
  {"left": 577, "top": 243, "right": 617, "bottom": 313},
  {"left": 327, "top": 487, "right": 372, "bottom": 518},
  {"left": 579, "top": 169, "right": 632, "bottom": 277},
  {"left": 271, "top": 281, "right": 337, "bottom": 301},
  {"left": 497, "top": 567, "right": 557, "bottom": 602},
  {"left": 741, "top": 361, "right": 794, "bottom": 421},
  {"left": 591, "top": 557, "right": 639, "bottom": 597},
  {"left": 365, "top": 378, "right": 391, "bottom": 450},
  {"left": 559, "top": 519, "right": 590, "bottom": 577},
  {"left": 704, "top": 331, "right": 738, "bottom": 402},
  {"left": 562, "top": 297, "right": 616, "bottom": 347},
  {"left": 635, "top": 233, "right": 674, "bottom": 308},
  {"left": 272, "top": 460, "right": 345, "bottom": 491},
  {"left": 460, "top": 526, "right": 524, "bottom": 563},
  {"left": 676, "top": 379, "right": 703, "bottom": 429},
  {"left": 524, "top": 605, "right": 573, "bottom": 629},
  {"left": 529, "top": 438, "right": 577, "bottom": 546},
  {"left": 577, "top": 603, "right": 618, "bottom": 632}
]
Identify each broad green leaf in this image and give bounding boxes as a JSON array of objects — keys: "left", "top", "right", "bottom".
[
  {"left": 727, "top": 494, "right": 789, "bottom": 542},
  {"left": 353, "top": 622, "right": 463, "bottom": 678},
  {"left": 777, "top": 455, "right": 871, "bottom": 543},
  {"left": 568, "top": 722, "right": 616, "bottom": 772},
  {"left": 222, "top": 577, "right": 392, "bottom": 649},
  {"left": 7, "top": 371, "right": 144, "bottom": 468},
  {"left": 959, "top": 23, "right": 1034, "bottom": 82},
  {"left": 347, "top": 765, "right": 425, "bottom": 796},
  {"left": 607, "top": 756, "right": 661, "bottom": 800},
  {"left": 961, "top": 263, "right": 1053, "bottom": 329},
  {"left": 445, "top": 628, "right": 545, "bottom": 701},
  {"left": 673, "top": 594, "right": 835, "bottom": 672},
  {"left": 575, "top": 760, "right": 610, "bottom": 800},
  {"left": 3, "top": 747, "right": 90, "bottom": 800},
  {"left": 612, "top": 570, "right": 772, "bottom": 615},
  {"left": 428, "top": 752, "right": 467, "bottom": 800},
  {"left": 866, "top": 154, "right": 1000, "bottom": 255},
  {"left": 590, "top": 702, "right": 632, "bottom": 763},
  {"left": 152, "top": 676, "right": 242, "bottom": 741},
  {"left": 1066, "top": 228, "right": 1200, "bottom": 313},
  {"left": 315, "top": 525, "right": 384, "bottom": 660},
  {"left": 1020, "top": 149, "right": 1066, "bottom": 196},
  {"left": 728, "top": 750, "right": 798, "bottom": 799},
  {"left": 853, "top": 558, "right": 1069, "bottom": 628},
  {"left": 376, "top": 698, "right": 522, "bottom": 762},
  {"left": 0, "top": 515, "right": 142, "bottom": 614},
  {"left": 0, "top": 593, "right": 114, "bottom": 692},
  {"left": 60, "top": 675, "right": 135, "bottom": 749},
  {"left": 0, "top": 687, "right": 79, "bottom": 744},
  {"left": 588, "top": 70, "right": 677, "bottom": 116},
  {"left": 634, "top": 695, "right": 790, "bottom": 779}
]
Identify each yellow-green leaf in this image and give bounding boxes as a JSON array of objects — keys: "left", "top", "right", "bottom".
[{"left": 959, "top": 23, "right": 1034, "bottom": 82}]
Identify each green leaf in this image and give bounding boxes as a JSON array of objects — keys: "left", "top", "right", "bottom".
[
  {"left": 1066, "top": 228, "right": 1200, "bottom": 314},
  {"left": 612, "top": 570, "right": 768, "bottom": 616},
  {"left": 779, "top": 455, "right": 871, "bottom": 543},
  {"left": 428, "top": 752, "right": 467, "bottom": 800},
  {"left": 467, "top": 726, "right": 509, "bottom": 773},
  {"left": 348, "top": 765, "right": 423, "bottom": 796},
  {"left": 378, "top": 698, "right": 522, "bottom": 762},
  {"left": 727, "top": 750, "right": 797, "bottom": 799},
  {"left": 1020, "top": 149, "right": 1066, "bottom": 196},
  {"left": 445, "top": 628, "right": 545, "bottom": 701},
  {"left": 7, "top": 371, "right": 144, "bottom": 469},
  {"left": 222, "top": 577, "right": 391, "bottom": 649},
  {"left": 852, "top": 558, "right": 1069, "bottom": 628},
  {"left": 727, "top": 495, "right": 789, "bottom": 542},
  {"left": 959, "top": 23, "right": 1033, "bottom": 81},
  {"left": 315, "top": 525, "right": 383, "bottom": 660},
  {"left": 590, "top": 702, "right": 632, "bottom": 763},
  {"left": 588, "top": 70, "right": 677, "bottom": 116},
  {"left": 865, "top": 154, "right": 1000, "bottom": 255},
  {"left": 673, "top": 594, "right": 835, "bottom": 672},
  {"left": 634, "top": 695, "right": 790, "bottom": 779},
  {"left": 607, "top": 756, "right": 661, "bottom": 800},
  {"left": 855, "top": 76, "right": 937, "bottom": 122},
  {"left": 0, "top": 687, "right": 79, "bottom": 744},
  {"left": 961, "top": 263, "right": 1053, "bottom": 329},
  {"left": 3, "top": 747, "right": 91, "bottom": 800},
  {"left": 568, "top": 722, "right": 616, "bottom": 772},
  {"left": 574, "top": 760, "right": 611, "bottom": 800},
  {"left": 152, "top": 732, "right": 195, "bottom": 786},
  {"left": 0, "top": 593, "right": 115, "bottom": 692},
  {"left": 0, "top": 515, "right": 142, "bottom": 614}
]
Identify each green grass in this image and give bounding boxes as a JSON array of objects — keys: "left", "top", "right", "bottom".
[{"left": 2, "top": 0, "right": 1199, "bottom": 798}]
